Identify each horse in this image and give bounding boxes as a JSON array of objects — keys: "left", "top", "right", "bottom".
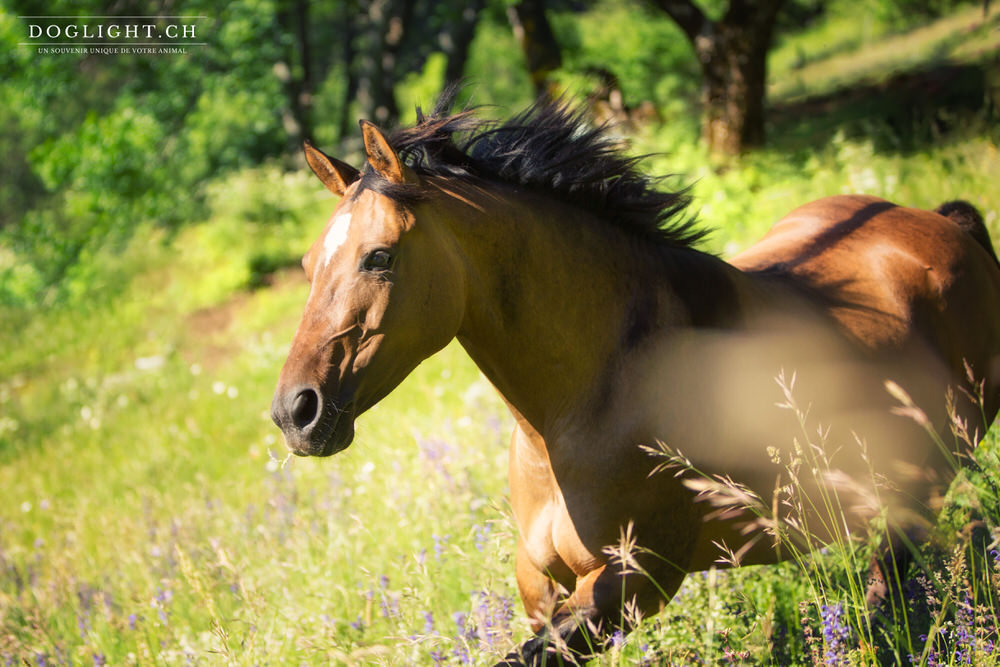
[{"left": 270, "top": 96, "right": 1000, "bottom": 665}]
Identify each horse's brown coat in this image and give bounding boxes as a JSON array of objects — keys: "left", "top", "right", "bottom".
[{"left": 271, "top": 107, "right": 1000, "bottom": 665}]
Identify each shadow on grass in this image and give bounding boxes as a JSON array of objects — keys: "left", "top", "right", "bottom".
[
  {"left": 769, "top": 60, "right": 1000, "bottom": 155},
  {"left": 246, "top": 252, "right": 304, "bottom": 290}
]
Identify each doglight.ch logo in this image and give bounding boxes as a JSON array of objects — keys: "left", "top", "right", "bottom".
[{"left": 19, "top": 14, "right": 208, "bottom": 55}]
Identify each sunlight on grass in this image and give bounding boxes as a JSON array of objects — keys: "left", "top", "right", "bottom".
[{"left": 770, "top": 4, "right": 1000, "bottom": 103}]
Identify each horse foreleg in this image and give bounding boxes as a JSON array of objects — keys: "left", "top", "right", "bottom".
[
  {"left": 515, "top": 537, "right": 566, "bottom": 633},
  {"left": 497, "top": 564, "right": 685, "bottom": 666}
]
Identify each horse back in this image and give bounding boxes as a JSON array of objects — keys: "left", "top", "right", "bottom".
[{"left": 731, "top": 194, "right": 1000, "bottom": 421}]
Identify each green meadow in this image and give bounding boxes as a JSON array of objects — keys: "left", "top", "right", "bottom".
[{"left": 3, "top": 1, "right": 1000, "bottom": 664}]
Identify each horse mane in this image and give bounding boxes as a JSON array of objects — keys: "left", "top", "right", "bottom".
[{"left": 361, "top": 91, "right": 707, "bottom": 250}]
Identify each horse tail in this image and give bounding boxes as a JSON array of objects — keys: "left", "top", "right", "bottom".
[{"left": 936, "top": 200, "right": 999, "bottom": 265}]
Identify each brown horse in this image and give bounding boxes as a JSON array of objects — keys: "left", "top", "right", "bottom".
[{"left": 271, "top": 97, "right": 1000, "bottom": 665}]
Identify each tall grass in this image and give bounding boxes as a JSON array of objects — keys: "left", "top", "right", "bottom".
[{"left": 637, "top": 372, "right": 1000, "bottom": 666}]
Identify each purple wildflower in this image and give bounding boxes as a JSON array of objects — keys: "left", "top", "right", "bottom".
[
  {"left": 379, "top": 593, "right": 400, "bottom": 618},
  {"left": 433, "top": 534, "right": 450, "bottom": 560},
  {"left": 418, "top": 438, "right": 456, "bottom": 482},
  {"left": 153, "top": 586, "right": 172, "bottom": 625},
  {"left": 474, "top": 523, "right": 491, "bottom": 552},
  {"left": 951, "top": 594, "right": 975, "bottom": 665},
  {"left": 820, "top": 602, "right": 852, "bottom": 666},
  {"left": 451, "top": 644, "right": 472, "bottom": 665},
  {"left": 77, "top": 613, "right": 89, "bottom": 640}
]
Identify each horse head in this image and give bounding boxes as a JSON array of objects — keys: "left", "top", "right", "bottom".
[{"left": 271, "top": 123, "right": 466, "bottom": 456}]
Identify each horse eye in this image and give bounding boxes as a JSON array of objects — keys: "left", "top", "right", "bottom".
[{"left": 363, "top": 249, "right": 393, "bottom": 272}]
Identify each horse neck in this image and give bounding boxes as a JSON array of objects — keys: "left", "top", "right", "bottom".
[{"left": 433, "top": 178, "right": 741, "bottom": 435}]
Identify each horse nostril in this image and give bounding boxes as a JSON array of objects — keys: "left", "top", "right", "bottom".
[{"left": 290, "top": 388, "right": 320, "bottom": 429}]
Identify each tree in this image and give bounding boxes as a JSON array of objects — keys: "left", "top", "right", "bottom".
[
  {"left": 276, "top": 0, "right": 314, "bottom": 151},
  {"left": 650, "top": 0, "right": 786, "bottom": 154},
  {"left": 440, "top": 0, "right": 484, "bottom": 89},
  {"left": 507, "top": 0, "right": 562, "bottom": 98},
  {"left": 356, "top": 0, "right": 416, "bottom": 127}
]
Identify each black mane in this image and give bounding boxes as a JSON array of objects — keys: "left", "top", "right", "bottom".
[{"left": 364, "top": 92, "right": 706, "bottom": 250}]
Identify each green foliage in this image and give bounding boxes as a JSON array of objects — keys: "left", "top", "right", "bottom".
[
  {"left": 462, "top": 10, "right": 534, "bottom": 112},
  {"left": 0, "top": 0, "right": 290, "bottom": 307},
  {"left": 549, "top": 0, "right": 698, "bottom": 110},
  {"left": 860, "top": 0, "right": 968, "bottom": 28}
]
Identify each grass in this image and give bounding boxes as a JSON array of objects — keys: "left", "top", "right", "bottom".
[
  {"left": 769, "top": 3, "right": 1000, "bottom": 103},
  {"left": 3, "top": 4, "right": 1000, "bottom": 666}
]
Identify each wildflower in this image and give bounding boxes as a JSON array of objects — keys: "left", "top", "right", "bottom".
[
  {"left": 452, "top": 644, "right": 472, "bottom": 665},
  {"left": 418, "top": 437, "right": 456, "bottom": 482},
  {"left": 433, "top": 534, "right": 450, "bottom": 560},
  {"left": 379, "top": 591, "right": 400, "bottom": 618},
  {"left": 819, "top": 602, "right": 852, "bottom": 666},
  {"left": 951, "top": 593, "right": 975, "bottom": 665},
  {"left": 423, "top": 611, "right": 435, "bottom": 635},
  {"left": 152, "top": 587, "right": 172, "bottom": 625},
  {"left": 453, "top": 611, "right": 469, "bottom": 637},
  {"left": 473, "top": 523, "right": 491, "bottom": 552}
]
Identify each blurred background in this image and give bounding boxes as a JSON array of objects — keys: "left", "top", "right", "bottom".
[
  {"left": 2, "top": 0, "right": 998, "bottom": 309},
  {"left": 1, "top": 0, "right": 1000, "bottom": 664}
]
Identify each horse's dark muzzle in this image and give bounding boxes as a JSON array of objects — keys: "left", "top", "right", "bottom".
[{"left": 271, "top": 385, "right": 354, "bottom": 457}]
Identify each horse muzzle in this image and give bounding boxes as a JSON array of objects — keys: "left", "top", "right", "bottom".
[{"left": 270, "top": 384, "right": 355, "bottom": 457}]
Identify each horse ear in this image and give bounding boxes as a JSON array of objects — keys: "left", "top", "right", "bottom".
[
  {"left": 359, "top": 120, "right": 406, "bottom": 184},
  {"left": 303, "top": 140, "right": 359, "bottom": 196}
]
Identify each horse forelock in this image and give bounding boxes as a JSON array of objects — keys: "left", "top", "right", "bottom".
[{"left": 357, "top": 91, "right": 707, "bottom": 251}]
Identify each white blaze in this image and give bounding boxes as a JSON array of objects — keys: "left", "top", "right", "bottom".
[{"left": 322, "top": 212, "right": 353, "bottom": 267}]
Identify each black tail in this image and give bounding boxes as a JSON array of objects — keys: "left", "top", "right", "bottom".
[{"left": 936, "top": 200, "right": 999, "bottom": 265}]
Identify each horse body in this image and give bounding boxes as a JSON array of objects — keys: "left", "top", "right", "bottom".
[
  {"left": 446, "top": 183, "right": 1000, "bottom": 648},
  {"left": 271, "top": 101, "right": 1000, "bottom": 664}
]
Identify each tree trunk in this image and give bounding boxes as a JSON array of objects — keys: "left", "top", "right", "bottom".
[
  {"left": 650, "top": 0, "right": 784, "bottom": 154},
  {"left": 356, "top": 0, "right": 414, "bottom": 127},
  {"left": 276, "top": 0, "right": 313, "bottom": 150},
  {"left": 338, "top": 0, "right": 360, "bottom": 142},
  {"left": 507, "top": 0, "right": 562, "bottom": 98},
  {"left": 698, "top": 17, "right": 774, "bottom": 153}
]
